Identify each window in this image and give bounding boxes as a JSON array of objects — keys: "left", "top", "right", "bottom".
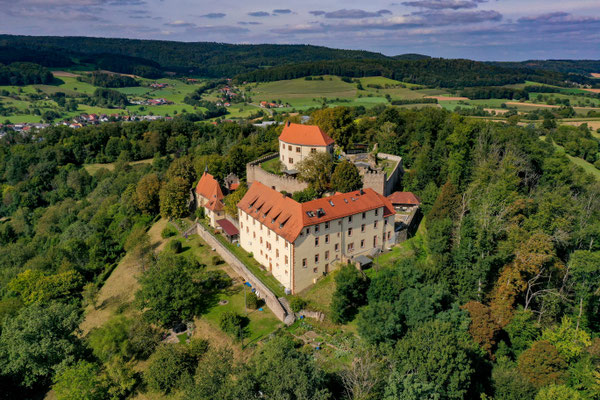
[
  {"left": 276, "top": 249, "right": 279, "bottom": 257},
  {"left": 296, "top": 146, "right": 301, "bottom": 153},
  {"left": 348, "top": 215, "right": 353, "bottom": 223},
  {"left": 260, "top": 237, "right": 263, "bottom": 244},
  {"left": 246, "top": 227, "right": 249, "bottom": 233},
  {"left": 375, "top": 208, "right": 379, "bottom": 216},
  {"left": 285, "top": 255, "right": 288, "bottom": 264},
  {"left": 335, "top": 243, "right": 340, "bottom": 251},
  {"left": 348, "top": 227, "right": 353, "bottom": 236},
  {"left": 325, "top": 250, "right": 329, "bottom": 260},
  {"left": 325, "top": 221, "right": 329, "bottom": 229},
  {"left": 315, "top": 237, "right": 319, "bottom": 246},
  {"left": 374, "top": 221, "right": 378, "bottom": 228},
  {"left": 313, "top": 267, "right": 318, "bottom": 273},
  {"left": 285, "top": 242, "right": 288, "bottom": 248},
  {"left": 385, "top": 218, "right": 388, "bottom": 225},
  {"left": 311, "top": 148, "right": 316, "bottom": 153},
  {"left": 315, "top": 254, "right": 319, "bottom": 263},
  {"left": 315, "top": 224, "right": 319, "bottom": 233},
  {"left": 281, "top": 155, "right": 284, "bottom": 161},
  {"left": 373, "top": 235, "right": 377, "bottom": 247},
  {"left": 347, "top": 242, "right": 354, "bottom": 252},
  {"left": 302, "top": 258, "right": 307, "bottom": 268},
  {"left": 362, "top": 212, "right": 366, "bottom": 219},
  {"left": 289, "top": 157, "right": 294, "bottom": 164},
  {"left": 253, "top": 232, "right": 256, "bottom": 238},
  {"left": 361, "top": 224, "right": 365, "bottom": 232},
  {"left": 282, "top": 143, "right": 285, "bottom": 149},
  {"left": 288, "top": 145, "right": 292, "bottom": 150},
  {"left": 325, "top": 234, "right": 329, "bottom": 244},
  {"left": 360, "top": 239, "right": 365, "bottom": 248}
]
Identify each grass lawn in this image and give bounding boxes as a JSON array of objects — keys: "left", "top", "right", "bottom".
[
  {"left": 200, "top": 284, "right": 282, "bottom": 346},
  {"left": 261, "top": 157, "right": 282, "bottom": 175},
  {"left": 299, "top": 270, "right": 337, "bottom": 314},
  {"left": 379, "top": 158, "right": 398, "bottom": 176}
]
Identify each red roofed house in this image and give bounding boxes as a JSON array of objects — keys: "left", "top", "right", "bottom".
[
  {"left": 237, "top": 182, "right": 395, "bottom": 293},
  {"left": 195, "top": 171, "right": 225, "bottom": 228},
  {"left": 387, "top": 192, "right": 421, "bottom": 213},
  {"left": 278, "top": 122, "right": 335, "bottom": 171}
]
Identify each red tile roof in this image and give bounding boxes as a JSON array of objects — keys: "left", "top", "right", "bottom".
[
  {"left": 205, "top": 199, "right": 224, "bottom": 212},
  {"left": 278, "top": 122, "right": 335, "bottom": 147},
  {"left": 196, "top": 172, "right": 224, "bottom": 202},
  {"left": 237, "top": 182, "right": 394, "bottom": 243},
  {"left": 387, "top": 192, "right": 421, "bottom": 206},
  {"left": 217, "top": 219, "right": 239, "bottom": 236}
]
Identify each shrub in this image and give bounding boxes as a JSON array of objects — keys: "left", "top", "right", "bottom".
[
  {"left": 211, "top": 255, "right": 223, "bottom": 265},
  {"left": 246, "top": 292, "right": 262, "bottom": 310},
  {"left": 219, "top": 311, "right": 248, "bottom": 339},
  {"left": 289, "top": 297, "right": 308, "bottom": 313},
  {"left": 167, "top": 240, "right": 182, "bottom": 254},
  {"left": 161, "top": 226, "right": 177, "bottom": 239}
]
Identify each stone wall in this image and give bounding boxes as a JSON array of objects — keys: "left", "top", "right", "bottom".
[
  {"left": 246, "top": 153, "right": 308, "bottom": 193},
  {"left": 380, "top": 153, "right": 403, "bottom": 196},
  {"left": 360, "top": 153, "right": 403, "bottom": 196},
  {"left": 194, "top": 223, "right": 290, "bottom": 323}
]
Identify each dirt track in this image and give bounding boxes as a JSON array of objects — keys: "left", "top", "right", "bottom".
[
  {"left": 51, "top": 70, "right": 79, "bottom": 77},
  {"left": 425, "top": 96, "right": 469, "bottom": 101}
]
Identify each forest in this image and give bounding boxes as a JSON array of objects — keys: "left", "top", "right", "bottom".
[
  {"left": 78, "top": 72, "right": 140, "bottom": 88},
  {"left": 0, "top": 106, "right": 599, "bottom": 399},
  {"left": 234, "top": 58, "right": 593, "bottom": 88},
  {"left": 0, "top": 62, "right": 54, "bottom": 86},
  {"left": 0, "top": 35, "right": 387, "bottom": 77}
]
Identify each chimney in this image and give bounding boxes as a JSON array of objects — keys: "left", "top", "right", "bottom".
[{"left": 359, "top": 189, "right": 365, "bottom": 195}]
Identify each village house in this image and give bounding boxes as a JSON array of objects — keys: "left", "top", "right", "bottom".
[
  {"left": 237, "top": 181, "right": 395, "bottom": 294},
  {"left": 195, "top": 170, "right": 226, "bottom": 228},
  {"left": 278, "top": 122, "right": 335, "bottom": 172}
]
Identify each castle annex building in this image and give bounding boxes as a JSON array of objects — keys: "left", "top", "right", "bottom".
[
  {"left": 237, "top": 181, "right": 395, "bottom": 294},
  {"left": 195, "top": 171, "right": 225, "bottom": 228},
  {"left": 278, "top": 122, "right": 334, "bottom": 171}
]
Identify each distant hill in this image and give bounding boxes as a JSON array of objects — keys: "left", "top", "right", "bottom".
[
  {"left": 0, "top": 35, "right": 597, "bottom": 85},
  {"left": 234, "top": 58, "right": 588, "bottom": 88},
  {"left": 0, "top": 35, "right": 387, "bottom": 78},
  {"left": 393, "top": 53, "right": 431, "bottom": 60},
  {"left": 490, "top": 60, "right": 600, "bottom": 78}
]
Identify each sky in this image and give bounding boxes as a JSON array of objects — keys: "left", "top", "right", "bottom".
[{"left": 0, "top": 0, "right": 599, "bottom": 61}]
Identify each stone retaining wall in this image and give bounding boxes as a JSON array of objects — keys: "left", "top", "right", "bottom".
[{"left": 194, "top": 223, "right": 290, "bottom": 323}]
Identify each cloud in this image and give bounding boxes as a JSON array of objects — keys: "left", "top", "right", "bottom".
[
  {"left": 248, "top": 11, "right": 271, "bottom": 17},
  {"left": 401, "top": 0, "right": 484, "bottom": 10},
  {"left": 185, "top": 25, "right": 250, "bottom": 35},
  {"left": 273, "top": 9, "right": 292, "bottom": 14},
  {"left": 517, "top": 11, "right": 599, "bottom": 24},
  {"left": 323, "top": 9, "right": 393, "bottom": 19},
  {"left": 309, "top": 10, "right": 326, "bottom": 16},
  {"left": 272, "top": 8, "right": 502, "bottom": 36},
  {"left": 164, "top": 20, "right": 195, "bottom": 28},
  {"left": 199, "top": 12, "right": 226, "bottom": 19},
  {"left": 411, "top": 9, "right": 502, "bottom": 25},
  {"left": 238, "top": 21, "right": 262, "bottom": 25}
]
